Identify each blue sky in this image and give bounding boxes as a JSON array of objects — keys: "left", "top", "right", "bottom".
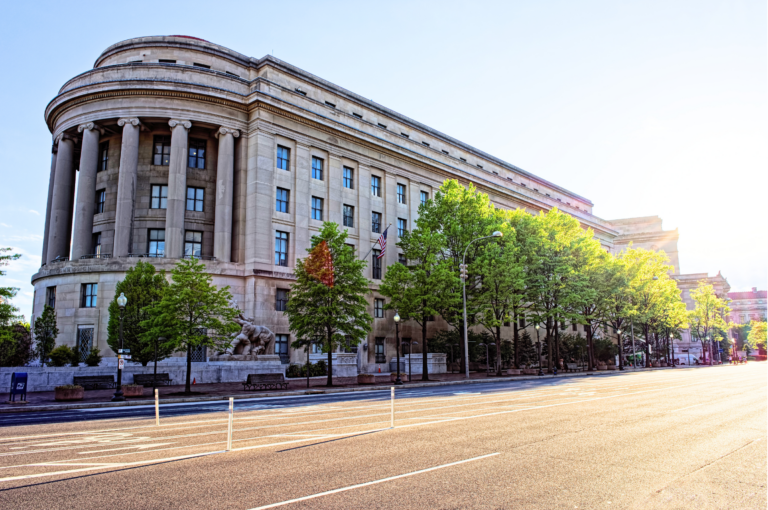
[{"left": 1, "top": 0, "right": 765, "bottom": 319}]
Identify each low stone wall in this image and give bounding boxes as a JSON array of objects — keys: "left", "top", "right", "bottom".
[{"left": 387, "top": 353, "right": 447, "bottom": 375}]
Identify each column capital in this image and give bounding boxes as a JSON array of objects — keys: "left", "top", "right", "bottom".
[
  {"left": 77, "top": 122, "right": 104, "bottom": 135},
  {"left": 117, "top": 117, "right": 141, "bottom": 128},
  {"left": 216, "top": 127, "right": 240, "bottom": 139},
  {"left": 169, "top": 119, "right": 192, "bottom": 130},
  {"left": 54, "top": 132, "right": 78, "bottom": 145}
]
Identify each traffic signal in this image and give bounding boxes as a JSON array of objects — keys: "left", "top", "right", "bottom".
[{"left": 459, "top": 263, "right": 468, "bottom": 280}]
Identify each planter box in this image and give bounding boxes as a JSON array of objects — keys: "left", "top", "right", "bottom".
[
  {"left": 507, "top": 369, "right": 522, "bottom": 376},
  {"left": 122, "top": 385, "right": 144, "bottom": 397},
  {"left": 660, "top": 362, "right": 668, "bottom": 367},
  {"left": 390, "top": 373, "right": 409, "bottom": 382},
  {"left": 522, "top": 369, "right": 538, "bottom": 375},
  {"left": 358, "top": 374, "right": 376, "bottom": 384},
  {"left": 652, "top": 361, "right": 661, "bottom": 367},
  {"left": 55, "top": 387, "right": 84, "bottom": 401},
  {"left": 607, "top": 365, "right": 619, "bottom": 371},
  {"left": 597, "top": 365, "right": 608, "bottom": 371}
]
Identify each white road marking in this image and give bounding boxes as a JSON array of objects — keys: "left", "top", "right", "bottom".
[
  {"left": 669, "top": 403, "right": 706, "bottom": 412},
  {"left": 247, "top": 452, "right": 501, "bottom": 509}
]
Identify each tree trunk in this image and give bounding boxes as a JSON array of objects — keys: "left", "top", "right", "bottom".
[
  {"left": 554, "top": 322, "right": 560, "bottom": 372},
  {"left": 547, "top": 317, "right": 553, "bottom": 371},
  {"left": 495, "top": 324, "right": 503, "bottom": 377},
  {"left": 185, "top": 343, "right": 192, "bottom": 393},
  {"left": 617, "top": 331, "right": 623, "bottom": 370},
  {"left": 326, "top": 331, "right": 333, "bottom": 386},
  {"left": 421, "top": 318, "right": 429, "bottom": 381},
  {"left": 513, "top": 318, "right": 520, "bottom": 369}
]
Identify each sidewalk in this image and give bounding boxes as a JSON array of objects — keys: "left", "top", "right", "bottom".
[{"left": 0, "top": 365, "right": 697, "bottom": 414}]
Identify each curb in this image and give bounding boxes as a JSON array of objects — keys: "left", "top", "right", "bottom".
[{"left": 0, "top": 366, "right": 690, "bottom": 414}]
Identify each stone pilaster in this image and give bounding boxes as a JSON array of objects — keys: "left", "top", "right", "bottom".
[
  {"left": 46, "top": 133, "right": 77, "bottom": 263},
  {"left": 41, "top": 143, "right": 57, "bottom": 264},
  {"left": 245, "top": 130, "right": 275, "bottom": 265},
  {"left": 71, "top": 122, "right": 103, "bottom": 260},
  {"left": 165, "top": 119, "right": 191, "bottom": 259},
  {"left": 214, "top": 127, "right": 239, "bottom": 262},
  {"left": 113, "top": 117, "right": 141, "bottom": 257}
]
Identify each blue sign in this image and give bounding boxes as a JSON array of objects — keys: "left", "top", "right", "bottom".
[{"left": 9, "top": 372, "right": 27, "bottom": 402}]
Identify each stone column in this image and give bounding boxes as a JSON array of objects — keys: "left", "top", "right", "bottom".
[
  {"left": 244, "top": 130, "right": 275, "bottom": 265},
  {"left": 165, "top": 119, "right": 191, "bottom": 259},
  {"left": 113, "top": 118, "right": 141, "bottom": 257},
  {"left": 71, "top": 122, "right": 103, "bottom": 260},
  {"left": 41, "top": 143, "right": 57, "bottom": 264},
  {"left": 46, "top": 134, "right": 76, "bottom": 263},
  {"left": 213, "top": 127, "right": 239, "bottom": 262}
]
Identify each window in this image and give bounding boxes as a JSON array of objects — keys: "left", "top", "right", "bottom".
[
  {"left": 275, "top": 334, "right": 289, "bottom": 364},
  {"left": 188, "top": 140, "right": 206, "bottom": 169},
  {"left": 325, "top": 101, "right": 336, "bottom": 108},
  {"left": 77, "top": 327, "right": 94, "bottom": 363},
  {"left": 190, "top": 343, "right": 207, "bottom": 362},
  {"left": 98, "top": 142, "right": 108, "bottom": 172},
  {"left": 343, "top": 166, "right": 354, "bottom": 189},
  {"left": 573, "top": 323, "right": 578, "bottom": 331},
  {"left": 276, "top": 188, "right": 289, "bottom": 213},
  {"left": 343, "top": 205, "right": 354, "bottom": 228},
  {"left": 92, "top": 233, "right": 102, "bottom": 256},
  {"left": 312, "top": 156, "right": 324, "bottom": 180},
  {"left": 153, "top": 136, "right": 171, "bottom": 166},
  {"left": 46, "top": 286, "right": 56, "bottom": 309},
  {"left": 518, "top": 317, "right": 526, "bottom": 328},
  {"left": 374, "top": 298, "right": 384, "bottom": 318},
  {"left": 422, "top": 141, "right": 430, "bottom": 147},
  {"left": 81, "top": 283, "right": 97, "bottom": 308},
  {"left": 159, "top": 59, "right": 176, "bottom": 63},
  {"left": 95, "top": 189, "right": 106, "bottom": 214},
  {"left": 352, "top": 112, "right": 363, "bottom": 119},
  {"left": 344, "top": 338, "right": 358, "bottom": 354},
  {"left": 225, "top": 71, "right": 239, "bottom": 77},
  {"left": 396, "top": 184, "right": 406, "bottom": 204},
  {"left": 372, "top": 250, "right": 382, "bottom": 279},
  {"left": 372, "top": 212, "right": 381, "bottom": 233},
  {"left": 420, "top": 191, "right": 429, "bottom": 205},
  {"left": 398, "top": 253, "right": 407, "bottom": 265},
  {"left": 371, "top": 175, "right": 381, "bottom": 197},
  {"left": 277, "top": 145, "right": 290, "bottom": 170},
  {"left": 378, "top": 123, "right": 387, "bottom": 129},
  {"left": 148, "top": 229, "right": 165, "bottom": 257},
  {"left": 311, "top": 197, "right": 323, "bottom": 220},
  {"left": 401, "top": 133, "right": 409, "bottom": 138},
  {"left": 186, "top": 187, "right": 204, "bottom": 212},
  {"left": 375, "top": 337, "right": 386, "bottom": 363},
  {"left": 150, "top": 185, "right": 168, "bottom": 209},
  {"left": 442, "top": 150, "right": 449, "bottom": 155},
  {"left": 184, "top": 231, "right": 202, "bottom": 258},
  {"left": 276, "top": 289, "right": 289, "bottom": 312},
  {"left": 193, "top": 62, "right": 211, "bottom": 69},
  {"left": 275, "top": 231, "right": 289, "bottom": 266},
  {"left": 345, "top": 243, "right": 355, "bottom": 254},
  {"left": 397, "top": 218, "right": 407, "bottom": 237}
]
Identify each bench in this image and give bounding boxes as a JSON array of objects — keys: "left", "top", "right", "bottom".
[
  {"left": 73, "top": 375, "right": 116, "bottom": 390},
  {"left": 133, "top": 373, "right": 172, "bottom": 387},
  {"left": 565, "top": 363, "right": 582, "bottom": 372},
  {"left": 243, "top": 373, "right": 289, "bottom": 391}
]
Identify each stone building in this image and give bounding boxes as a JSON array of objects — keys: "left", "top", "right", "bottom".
[{"left": 31, "top": 35, "right": 719, "bottom": 372}]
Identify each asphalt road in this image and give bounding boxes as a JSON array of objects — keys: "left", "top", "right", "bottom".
[{"left": 0, "top": 364, "right": 764, "bottom": 509}]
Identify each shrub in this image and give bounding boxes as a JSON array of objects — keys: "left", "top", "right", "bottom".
[
  {"left": 55, "top": 384, "right": 83, "bottom": 390},
  {"left": 84, "top": 348, "right": 102, "bottom": 367},
  {"left": 286, "top": 360, "right": 329, "bottom": 378},
  {"left": 49, "top": 345, "right": 75, "bottom": 367}
]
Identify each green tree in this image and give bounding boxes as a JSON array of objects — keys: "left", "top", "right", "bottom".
[
  {"left": 33, "top": 305, "right": 58, "bottom": 366},
  {"left": 0, "top": 248, "right": 22, "bottom": 352},
  {"left": 688, "top": 282, "right": 730, "bottom": 365},
  {"left": 107, "top": 261, "right": 173, "bottom": 366},
  {"left": 286, "top": 223, "right": 372, "bottom": 386},
  {"left": 0, "top": 323, "right": 33, "bottom": 367},
  {"left": 745, "top": 321, "right": 766, "bottom": 353},
  {"left": 143, "top": 258, "right": 240, "bottom": 393}
]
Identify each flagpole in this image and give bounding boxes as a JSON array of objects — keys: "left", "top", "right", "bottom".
[{"left": 360, "top": 223, "right": 391, "bottom": 261}]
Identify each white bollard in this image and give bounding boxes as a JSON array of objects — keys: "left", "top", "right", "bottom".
[
  {"left": 227, "top": 397, "right": 234, "bottom": 451},
  {"left": 155, "top": 389, "right": 159, "bottom": 426},
  {"left": 391, "top": 387, "right": 395, "bottom": 429}
]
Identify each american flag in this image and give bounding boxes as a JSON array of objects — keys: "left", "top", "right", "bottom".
[{"left": 376, "top": 227, "right": 389, "bottom": 259}]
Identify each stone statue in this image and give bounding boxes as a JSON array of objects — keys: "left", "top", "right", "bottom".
[{"left": 227, "top": 313, "right": 275, "bottom": 356}]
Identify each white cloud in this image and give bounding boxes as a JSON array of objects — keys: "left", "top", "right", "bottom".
[{"left": 28, "top": 210, "right": 40, "bottom": 216}]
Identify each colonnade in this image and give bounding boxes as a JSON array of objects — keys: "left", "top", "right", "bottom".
[{"left": 43, "top": 118, "right": 239, "bottom": 264}]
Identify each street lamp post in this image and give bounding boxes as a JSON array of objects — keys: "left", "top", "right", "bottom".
[
  {"left": 535, "top": 324, "right": 543, "bottom": 376},
  {"left": 393, "top": 312, "right": 403, "bottom": 385},
  {"left": 112, "top": 292, "right": 127, "bottom": 402},
  {"left": 617, "top": 330, "right": 624, "bottom": 371},
  {"left": 461, "top": 231, "right": 503, "bottom": 379},
  {"left": 669, "top": 335, "right": 675, "bottom": 368}
]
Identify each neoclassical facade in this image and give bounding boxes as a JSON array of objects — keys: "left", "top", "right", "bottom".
[{"left": 31, "top": 35, "right": 716, "bottom": 370}]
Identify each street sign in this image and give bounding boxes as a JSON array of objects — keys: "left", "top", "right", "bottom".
[
  {"left": 118, "top": 359, "right": 125, "bottom": 370},
  {"left": 118, "top": 349, "right": 131, "bottom": 354},
  {"left": 123, "top": 354, "right": 132, "bottom": 360}
]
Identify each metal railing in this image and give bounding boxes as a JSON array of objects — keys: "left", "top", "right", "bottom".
[
  {"left": 80, "top": 254, "right": 112, "bottom": 260},
  {"left": 51, "top": 256, "right": 69, "bottom": 263},
  {"left": 128, "top": 253, "right": 165, "bottom": 258},
  {"left": 183, "top": 255, "right": 217, "bottom": 261}
]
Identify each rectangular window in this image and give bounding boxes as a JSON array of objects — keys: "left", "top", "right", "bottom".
[
  {"left": 153, "top": 136, "right": 171, "bottom": 166},
  {"left": 371, "top": 175, "right": 381, "bottom": 197},
  {"left": 192, "top": 62, "right": 211, "bottom": 69},
  {"left": 343, "top": 167, "right": 354, "bottom": 189},
  {"left": 150, "top": 185, "right": 168, "bottom": 209},
  {"left": 573, "top": 323, "right": 578, "bottom": 331},
  {"left": 276, "top": 187, "right": 289, "bottom": 213},
  {"left": 372, "top": 249, "right": 382, "bottom": 279},
  {"left": 375, "top": 337, "right": 386, "bottom": 363},
  {"left": 186, "top": 187, "right": 204, "bottom": 212},
  {"left": 518, "top": 317, "right": 526, "bottom": 328},
  {"left": 372, "top": 212, "right": 381, "bottom": 233},
  {"left": 98, "top": 141, "right": 109, "bottom": 172},
  {"left": 277, "top": 145, "right": 290, "bottom": 170},
  {"left": 159, "top": 59, "right": 177, "bottom": 63},
  {"left": 311, "top": 197, "right": 323, "bottom": 221},
  {"left": 276, "top": 289, "right": 289, "bottom": 312},
  {"left": 81, "top": 283, "right": 98, "bottom": 308},
  {"left": 184, "top": 231, "right": 202, "bottom": 259},
  {"left": 148, "top": 229, "right": 165, "bottom": 257},
  {"left": 275, "top": 231, "right": 289, "bottom": 266},
  {"left": 275, "top": 334, "right": 289, "bottom": 364},
  {"left": 95, "top": 189, "right": 106, "bottom": 214},
  {"left": 311, "top": 156, "right": 324, "bottom": 180},
  {"left": 397, "top": 218, "right": 407, "bottom": 237},
  {"left": 46, "top": 286, "right": 56, "bottom": 309},
  {"left": 397, "top": 184, "right": 406, "bottom": 204},
  {"left": 92, "top": 233, "right": 102, "bottom": 256},
  {"left": 398, "top": 253, "right": 407, "bottom": 265},
  {"left": 343, "top": 205, "right": 354, "bottom": 228},
  {"left": 420, "top": 191, "right": 429, "bottom": 205},
  {"left": 188, "top": 139, "right": 206, "bottom": 169},
  {"left": 374, "top": 298, "right": 384, "bottom": 318}
]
